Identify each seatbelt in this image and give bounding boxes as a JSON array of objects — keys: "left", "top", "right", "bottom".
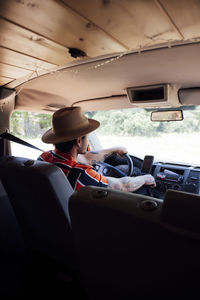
[{"left": 0, "top": 131, "right": 44, "bottom": 152}]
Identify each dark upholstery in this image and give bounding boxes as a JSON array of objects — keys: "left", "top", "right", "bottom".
[
  {"left": 69, "top": 186, "right": 200, "bottom": 300},
  {"left": 0, "top": 180, "right": 27, "bottom": 297},
  {"left": 0, "top": 156, "right": 76, "bottom": 271}
]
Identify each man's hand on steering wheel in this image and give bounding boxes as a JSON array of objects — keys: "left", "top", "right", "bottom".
[{"left": 110, "top": 146, "right": 128, "bottom": 157}]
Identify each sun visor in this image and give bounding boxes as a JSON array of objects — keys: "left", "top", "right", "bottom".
[
  {"left": 15, "top": 89, "right": 70, "bottom": 112},
  {"left": 179, "top": 88, "right": 200, "bottom": 106},
  {"left": 126, "top": 84, "right": 180, "bottom": 108}
]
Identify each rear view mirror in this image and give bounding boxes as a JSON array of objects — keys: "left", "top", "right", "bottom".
[{"left": 151, "top": 110, "right": 183, "bottom": 122}]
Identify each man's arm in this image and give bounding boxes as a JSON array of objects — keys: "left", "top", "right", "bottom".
[
  {"left": 78, "top": 146, "right": 127, "bottom": 165},
  {"left": 106, "top": 174, "right": 156, "bottom": 192}
]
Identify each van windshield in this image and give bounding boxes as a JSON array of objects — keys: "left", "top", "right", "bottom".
[
  {"left": 88, "top": 106, "right": 200, "bottom": 166},
  {"left": 10, "top": 106, "right": 200, "bottom": 166}
]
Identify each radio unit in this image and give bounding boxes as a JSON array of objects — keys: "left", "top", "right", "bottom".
[{"left": 156, "top": 169, "right": 183, "bottom": 183}]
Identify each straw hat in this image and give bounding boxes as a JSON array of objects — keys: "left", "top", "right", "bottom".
[{"left": 42, "top": 106, "right": 100, "bottom": 144}]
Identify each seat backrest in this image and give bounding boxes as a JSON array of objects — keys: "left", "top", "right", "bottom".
[
  {"left": 0, "top": 180, "right": 27, "bottom": 297},
  {"left": 0, "top": 156, "right": 76, "bottom": 271},
  {"left": 69, "top": 186, "right": 200, "bottom": 300}
]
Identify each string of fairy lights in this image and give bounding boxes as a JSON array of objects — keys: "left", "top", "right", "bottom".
[{"left": 15, "top": 37, "right": 200, "bottom": 97}]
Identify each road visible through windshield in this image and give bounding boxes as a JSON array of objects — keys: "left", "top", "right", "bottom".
[
  {"left": 11, "top": 132, "right": 200, "bottom": 166},
  {"left": 96, "top": 133, "right": 200, "bottom": 166}
]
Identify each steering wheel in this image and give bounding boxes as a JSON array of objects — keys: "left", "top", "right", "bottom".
[
  {"left": 123, "top": 153, "right": 134, "bottom": 176},
  {"left": 97, "top": 153, "right": 134, "bottom": 178}
]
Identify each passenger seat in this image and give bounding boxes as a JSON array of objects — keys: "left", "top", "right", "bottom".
[{"left": 69, "top": 186, "right": 200, "bottom": 300}]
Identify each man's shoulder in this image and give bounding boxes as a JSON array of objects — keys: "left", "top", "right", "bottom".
[
  {"left": 75, "top": 161, "right": 93, "bottom": 170},
  {"left": 39, "top": 150, "right": 51, "bottom": 159}
]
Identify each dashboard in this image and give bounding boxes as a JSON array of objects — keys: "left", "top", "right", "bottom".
[
  {"left": 94, "top": 153, "right": 200, "bottom": 199},
  {"left": 152, "top": 163, "right": 200, "bottom": 199}
]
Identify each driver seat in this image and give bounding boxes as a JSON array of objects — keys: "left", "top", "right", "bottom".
[{"left": 0, "top": 156, "right": 76, "bottom": 272}]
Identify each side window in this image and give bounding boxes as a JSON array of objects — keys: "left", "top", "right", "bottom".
[{"left": 10, "top": 111, "right": 52, "bottom": 159}]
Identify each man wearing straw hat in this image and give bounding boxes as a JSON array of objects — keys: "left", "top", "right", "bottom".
[{"left": 38, "top": 106, "right": 156, "bottom": 192}]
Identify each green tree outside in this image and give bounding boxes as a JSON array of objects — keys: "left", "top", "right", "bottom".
[{"left": 11, "top": 106, "right": 200, "bottom": 139}]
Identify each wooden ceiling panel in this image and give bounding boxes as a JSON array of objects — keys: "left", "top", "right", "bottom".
[
  {"left": 161, "top": 0, "right": 200, "bottom": 40},
  {"left": 63, "top": 0, "right": 181, "bottom": 50},
  {"left": 0, "top": 0, "right": 199, "bottom": 89},
  {"left": 0, "top": 47, "right": 57, "bottom": 72},
  {"left": 0, "top": 62, "right": 33, "bottom": 78},
  {"left": 0, "top": 18, "right": 74, "bottom": 65},
  {"left": 0, "top": 0, "right": 126, "bottom": 57},
  {"left": 0, "top": 76, "right": 13, "bottom": 86}
]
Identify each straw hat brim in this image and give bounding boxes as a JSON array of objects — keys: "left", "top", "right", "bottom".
[{"left": 42, "top": 118, "right": 100, "bottom": 144}]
